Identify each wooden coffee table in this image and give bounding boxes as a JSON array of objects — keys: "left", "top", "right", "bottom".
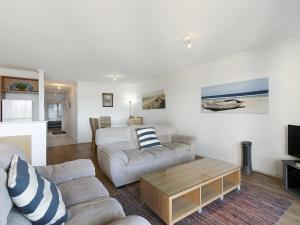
[{"left": 140, "top": 158, "right": 241, "bottom": 225}]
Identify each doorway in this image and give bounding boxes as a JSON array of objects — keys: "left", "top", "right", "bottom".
[{"left": 45, "top": 82, "right": 76, "bottom": 147}]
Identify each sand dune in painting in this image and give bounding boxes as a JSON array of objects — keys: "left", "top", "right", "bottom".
[{"left": 143, "top": 95, "right": 165, "bottom": 109}]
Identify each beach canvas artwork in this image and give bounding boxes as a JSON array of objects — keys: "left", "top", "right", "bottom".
[
  {"left": 201, "top": 78, "right": 269, "bottom": 114},
  {"left": 142, "top": 89, "right": 166, "bottom": 109}
]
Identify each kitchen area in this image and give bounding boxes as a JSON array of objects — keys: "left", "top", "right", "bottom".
[{"left": 0, "top": 67, "right": 47, "bottom": 166}]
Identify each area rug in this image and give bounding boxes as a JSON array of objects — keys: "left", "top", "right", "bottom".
[{"left": 114, "top": 182, "right": 293, "bottom": 225}]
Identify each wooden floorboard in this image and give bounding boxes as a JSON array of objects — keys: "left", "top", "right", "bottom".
[
  {"left": 47, "top": 143, "right": 300, "bottom": 224},
  {"left": 47, "top": 134, "right": 76, "bottom": 147}
]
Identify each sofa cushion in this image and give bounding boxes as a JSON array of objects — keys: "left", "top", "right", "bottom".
[
  {"left": 136, "top": 127, "right": 162, "bottom": 150},
  {"left": 7, "top": 155, "right": 67, "bottom": 225},
  {"left": 35, "top": 159, "right": 95, "bottom": 185},
  {"left": 66, "top": 197, "right": 125, "bottom": 225},
  {"left": 96, "top": 127, "right": 131, "bottom": 145},
  {"left": 122, "top": 150, "right": 154, "bottom": 166},
  {"left": 0, "top": 168, "right": 13, "bottom": 225},
  {"left": 7, "top": 208, "right": 32, "bottom": 225},
  {"left": 58, "top": 176, "right": 109, "bottom": 207},
  {"left": 100, "top": 147, "right": 129, "bottom": 165},
  {"left": 163, "top": 142, "right": 190, "bottom": 154},
  {"left": 145, "top": 146, "right": 174, "bottom": 159}
]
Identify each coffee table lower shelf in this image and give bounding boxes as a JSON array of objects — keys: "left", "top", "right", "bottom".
[{"left": 140, "top": 168, "right": 241, "bottom": 225}]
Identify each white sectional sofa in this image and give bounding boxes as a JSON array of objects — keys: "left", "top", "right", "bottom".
[{"left": 96, "top": 124, "right": 196, "bottom": 187}]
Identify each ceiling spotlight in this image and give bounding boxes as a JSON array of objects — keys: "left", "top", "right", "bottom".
[
  {"left": 113, "top": 77, "right": 117, "bottom": 81},
  {"left": 57, "top": 86, "right": 61, "bottom": 90},
  {"left": 186, "top": 39, "right": 192, "bottom": 48},
  {"left": 184, "top": 37, "right": 192, "bottom": 48},
  {"left": 183, "top": 33, "right": 198, "bottom": 48}
]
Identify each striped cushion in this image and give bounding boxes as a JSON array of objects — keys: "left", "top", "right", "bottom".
[
  {"left": 136, "top": 127, "right": 162, "bottom": 150},
  {"left": 7, "top": 155, "right": 67, "bottom": 225}
]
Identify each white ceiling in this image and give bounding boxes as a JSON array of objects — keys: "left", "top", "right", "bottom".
[
  {"left": 0, "top": 0, "right": 300, "bottom": 83},
  {"left": 45, "top": 82, "right": 72, "bottom": 94}
]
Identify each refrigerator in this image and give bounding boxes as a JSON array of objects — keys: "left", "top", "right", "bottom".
[{"left": 2, "top": 99, "right": 33, "bottom": 122}]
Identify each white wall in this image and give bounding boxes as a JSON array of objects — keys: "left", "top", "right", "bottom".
[
  {"left": 0, "top": 68, "right": 39, "bottom": 79},
  {"left": 65, "top": 85, "right": 77, "bottom": 142},
  {"left": 76, "top": 81, "right": 138, "bottom": 143},
  {"left": 0, "top": 121, "right": 47, "bottom": 166},
  {"left": 38, "top": 70, "right": 45, "bottom": 121},
  {"left": 136, "top": 39, "right": 300, "bottom": 177}
]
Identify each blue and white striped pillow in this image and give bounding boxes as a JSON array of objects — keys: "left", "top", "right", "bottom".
[
  {"left": 7, "top": 155, "right": 67, "bottom": 225},
  {"left": 136, "top": 127, "right": 162, "bottom": 150}
]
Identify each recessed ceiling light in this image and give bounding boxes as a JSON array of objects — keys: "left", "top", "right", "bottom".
[{"left": 57, "top": 86, "right": 61, "bottom": 90}]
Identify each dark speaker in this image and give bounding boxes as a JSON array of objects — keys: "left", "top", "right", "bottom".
[{"left": 242, "top": 141, "right": 253, "bottom": 175}]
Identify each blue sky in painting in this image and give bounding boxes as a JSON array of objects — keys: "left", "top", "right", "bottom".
[{"left": 201, "top": 78, "right": 268, "bottom": 97}]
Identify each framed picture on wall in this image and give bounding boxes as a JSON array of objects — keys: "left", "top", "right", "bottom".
[
  {"left": 142, "top": 89, "right": 166, "bottom": 109},
  {"left": 102, "top": 93, "right": 113, "bottom": 107},
  {"left": 201, "top": 77, "right": 269, "bottom": 114}
]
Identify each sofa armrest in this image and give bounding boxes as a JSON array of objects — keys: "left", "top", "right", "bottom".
[
  {"left": 99, "top": 146, "right": 129, "bottom": 165},
  {"left": 172, "top": 134, "right": 196, "bottom": 153},
  {"left": 35, "top": 159, "right": 95, "bottom": 184},
  {"left": 97, "top": 146, "right": 129, "bottom": 187},
  {"left": 107, "top": 216, "right": 151, "bottom": 225}
]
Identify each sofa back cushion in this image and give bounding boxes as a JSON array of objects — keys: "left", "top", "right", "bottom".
[
  {"left": 131, "top": 124, "right": 177, "bottom": 144},
  {"left": 96, "top": 127, "right": 132, "bottom": 145},
  {"left": 7, "top": 155, "right": 68, "bottom": 225},
  {"left": 0, "top": 168, "right": 13, "bottom": 225},
  {"left": 96, "top": 124, "right": 177, "bottom": 148}
]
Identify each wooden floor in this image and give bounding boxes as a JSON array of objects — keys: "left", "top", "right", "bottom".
[
  {"left": 47, "top": 134, "right": 76, "bottom": 147},
  {"left": 47, "top": 143, "right": 300, "bottom": 225}
]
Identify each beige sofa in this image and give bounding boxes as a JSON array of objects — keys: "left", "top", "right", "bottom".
[
  {"left": 96, "top": 124, "right": 196, "bottom": 187},
  {"left": 0, "top": 144, "right": 150, "bottom": 225}
]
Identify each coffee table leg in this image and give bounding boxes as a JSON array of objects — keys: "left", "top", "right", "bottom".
[
  {"left": 198, "top": 208, "right": 202, "bottom": 214},
  {"left": 220, "top": 195, "right": 224, "bottom": 200},
  {"left": 238, "top": 185, "right": 241, "bottom": 190}
]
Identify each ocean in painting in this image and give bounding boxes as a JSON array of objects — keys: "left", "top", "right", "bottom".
[{"left": 201, "top": 78, "right": 269, "bottom": 114}]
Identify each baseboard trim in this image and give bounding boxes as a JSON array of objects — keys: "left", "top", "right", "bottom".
[
  {"left": 253, "top": 169, "right": 281, "bottom": 179},
  {"left": 77, "top": 137, "right": 92, "bottom": 144}
]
